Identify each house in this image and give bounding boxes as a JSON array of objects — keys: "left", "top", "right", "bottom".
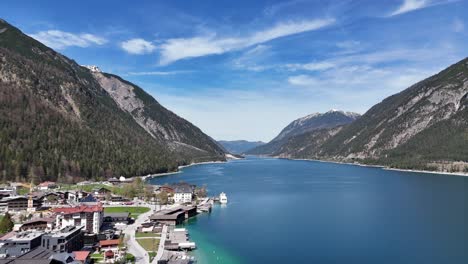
[
  {"left": 107, "top": 178, "right": 120, "bottom": 185},
  {"left": 38, "top": 182, "right": 57, "bottom": 191},
  {"left": 0, "top": 187, "right": 16, "bottom": 199},
  {"left": 98, "top": 239, "right": 120, "bottom": 252},
  {"left": 172, "top": 183, "right": 194, "bottom": 204},
  {"left": 0, "top": 231, "right": 43, "bottom": 257},
  {"left": 53, "top": 205, "right": 103, "bottom": 234},
  {"left": 41, "top": 226, "right": 84, "bottom": 253},
  {"left": 19, "top": 218, "right": 55, "bottom": 232},
  {"left": 64, "top": 191, "right": 87, "bottom": 204},
  {"left": 72, "top": 251, "right": 90, "bottom": 264},
  {"left": 42, "top": 193, "right": 64, "bottom": 206},
  {"left": 0, "top": 196, "right": 42, "bottom": 213},
  {"left": 93, "top": 188, "right": 111, "bottom": 199}
]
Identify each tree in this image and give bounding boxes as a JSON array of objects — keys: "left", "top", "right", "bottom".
[
  {"left": 156, "top": 191, "right": 169, "bottom": 205},
  {"left": 0, "top": 212, "right": 14, "bottom": 234}
]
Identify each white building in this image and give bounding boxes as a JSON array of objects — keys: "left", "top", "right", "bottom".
[
  {"left": 172, "top": 183, "right": 194, "bottom": 204},
  {"left": 53, "top": 205, "right": 103, "bottom": 234}
]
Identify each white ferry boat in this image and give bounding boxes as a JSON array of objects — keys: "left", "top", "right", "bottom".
[{"left": 219, "top": 192, "right": 228, "bottom": 204}]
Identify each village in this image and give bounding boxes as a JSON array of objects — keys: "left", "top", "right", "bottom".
[{"left": 0, "top": 177, "right": 226, "bottom": 264}]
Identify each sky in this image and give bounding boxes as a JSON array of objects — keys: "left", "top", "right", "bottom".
[{"left": 2, "top": 0, "right": 468, "bottom": 141}]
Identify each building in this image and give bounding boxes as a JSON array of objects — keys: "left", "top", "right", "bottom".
[
  {"left": 72, "top": 251, "right": 90, "bottom": 264},
  {"left": 103, "top": 212, "right": 130, "bottom": 225},
  {"left": 38, "top": 182, "right": 57, "bottom": 191},
  {"left": 0, "top": 187, "right": 16, "bottom": 199},
  {"left": 42, "top": 193, "right": 64, "bottom": 206},
  {"left": 41, "top": 226, "right": 84, "bottom": 253},
  {"left": 20, "top": 218, "right": 55, "bottom": 232},
  {"left": 172, "top": 183, "right": 194, "bottom": 204},
  {"left": 0, "top": 247, "right": 75, "bottom": 264},
  {"left": 53, "top": 205, "right": 103, "bottom": 234},
  {"left": 0, "top": 196, "right": 42, "bottom": 212},
  {"left": 149, "top": 206, "right": 197, "bottom": 225},
  {"left": 93, "top": 188, "right": 111, "bottom": 199},
  {"left": 0, "top": 231, "right": 43, "bottom": 257},
  {"left": 98, "top": 239, "right": 119, "bottom": 252},
  {"left": 64, "top": 191, "right": 87, "bottom": 204},
  {"left": 107, "top": 178, "right": 120, "bottom": 185}
]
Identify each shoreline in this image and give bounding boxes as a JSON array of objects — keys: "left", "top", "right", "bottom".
[
  {"left": 142, "top": 160, "right": 228, "bottom": 180},
  {"left": 281, "top": 157, "right": 468, "bottom": 177}
]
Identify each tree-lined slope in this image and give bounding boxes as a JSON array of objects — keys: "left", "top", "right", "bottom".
[{"left": 0, "top": 19, "right": 225, "bottom": 183}]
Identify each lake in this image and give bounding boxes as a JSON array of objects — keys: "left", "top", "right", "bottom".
[{"left": 148, "top": 157, "right": 468, "bottom": 263}]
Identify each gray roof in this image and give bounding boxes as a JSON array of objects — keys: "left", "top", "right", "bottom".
[{"left": 104, "top": 212, "right": 130, "bottom": 218}]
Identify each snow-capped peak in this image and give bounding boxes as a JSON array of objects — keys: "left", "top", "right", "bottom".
[{"left": 82, "top": 65, "right": 102, "bottom": 73}]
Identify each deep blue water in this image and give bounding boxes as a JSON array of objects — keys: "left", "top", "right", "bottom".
[{"left": 148, "top": 157, "right": 468, "bottom": 264}]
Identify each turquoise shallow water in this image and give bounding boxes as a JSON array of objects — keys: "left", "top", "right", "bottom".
[{"left": 148, "top": 157, "right": 468, "bottom": 263}]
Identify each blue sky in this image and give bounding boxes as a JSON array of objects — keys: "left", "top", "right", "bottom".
[{"left": 2, "top": 0, "right": 468, "bottom": 141}]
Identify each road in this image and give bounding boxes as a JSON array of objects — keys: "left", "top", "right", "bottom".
[
  {"left": 122, "top": 203, "right": 155, "bottom": 264},
  {"left": 152, "top": 225, "right": 168, "bottom": 264}
]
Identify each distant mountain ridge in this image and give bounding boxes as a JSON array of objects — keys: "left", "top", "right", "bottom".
[
  {"left": 0, "top": 19, "right": 225, "bottom": 182},
  {"left": 247, "top": 110, "right": 360, "bottom": 155},
  {"left": 218, "top": 140, "right": 265, "bottom": 154},
  {"left": 273, "top": 57, "right": 468, "bottom": 172}
]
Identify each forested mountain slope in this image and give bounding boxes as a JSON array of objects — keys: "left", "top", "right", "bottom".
[{"left": 0, "top": 19, "right": 225, "bottom": 183}]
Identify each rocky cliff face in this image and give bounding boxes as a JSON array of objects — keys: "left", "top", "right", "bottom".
[
  {"left": 320, "top": 58, "right": 468, "bottom": 161},
  {"left": 0, "top": 19, "right": 225, "bottom": 182},
  {"left": 92, "top": 72, "right": 225, "bottom": 157}
]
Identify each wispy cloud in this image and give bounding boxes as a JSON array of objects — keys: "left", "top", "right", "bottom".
[
  {"left": 232, "top": 45, "right": 273, "bottom": 71},
  {"left": 127, "top": 70, "right": 192, "bottom": 76},
  {"left": 286, "top": 61, "right": 335, "bottom": 72},
  {"left": 388, "top": 0, "right": 458, "bottom": 17},
  {"left": 29, "top": 30, "right": 107, "bottom": 49},
  {"left": 286, "top": 46, "right": 459, "bottom": 97},
  {"left": 158, "top": 18, "right": 335, "bottom": 65},
  {"left": 121, "top": 38, "right": 156, "bottom": 54}
]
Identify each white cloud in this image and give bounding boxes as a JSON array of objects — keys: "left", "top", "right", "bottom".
[
  {"left": 158, "top": 18, "right": 335, "bottom": 65},
  {"left": 452, "top": 18, "right": 465, "bottom": 32},
  {"left": 232, "top": 45, "right": 273, "bottom": 71},
  {"left": 389, "top": 0, "right": 430, "bottom": 16},
  {"left": 388, "top": 0, "right": 458, "bottom": 17},
  {"left": 286, "top": 61, "right": 335, "bottom": 71},
  {"left": 288, "top": 75, "right": 320, "bottom": 86},
  {"left": 29, "top": 30, "right": 107, "bottom": 49},
  {"left": 121, "top": 38, "right": 156, "bottom": 54}
]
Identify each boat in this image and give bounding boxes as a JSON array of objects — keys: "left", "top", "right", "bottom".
[{"left": 219, "top": 192, "right": 228, "bottom": 204}]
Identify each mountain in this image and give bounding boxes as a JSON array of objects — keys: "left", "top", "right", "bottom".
[
  {"left": 218, "top": 140, "right": 265, "bottom": 154},
  {"left": 0, "top": 19, "right": 225, "bottom": 183},
  {"left": 275, "top": 58, "right": 468, "bottom": 172},
  {"left": 246, "top": 110, "right": 360, "bottom": 155}
]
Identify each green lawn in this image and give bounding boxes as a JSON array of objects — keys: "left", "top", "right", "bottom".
[
  {"left": 137, "top": 238, "right": 160, "bottom": 252},
  {"left": 90, "top": 253, "right": 104, "bottom": 260},
  {"left": 149, "top": 252, "right": 156, "bottom": 261},
  {"left": 136, "top": 232, "right": 159, "bottom": 238},
  {"left": 104, "top": 207, "right": 150, "bottom": 218}
]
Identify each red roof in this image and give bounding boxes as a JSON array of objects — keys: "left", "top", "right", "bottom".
[
  {"left": 53, "top": 204, "right": 103, "bottom": 214},
  {"left": 73, "top": 251, "right": 90, "bottom": 261},
  {"left": 99, "top": 239, "right": 120, "bottom": 247},
  {"left": 39, "top": 181, "right": 56, "bottom": 187},
  {"left": 0, "top": 231, "right": 17, "bottom": 240}
]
